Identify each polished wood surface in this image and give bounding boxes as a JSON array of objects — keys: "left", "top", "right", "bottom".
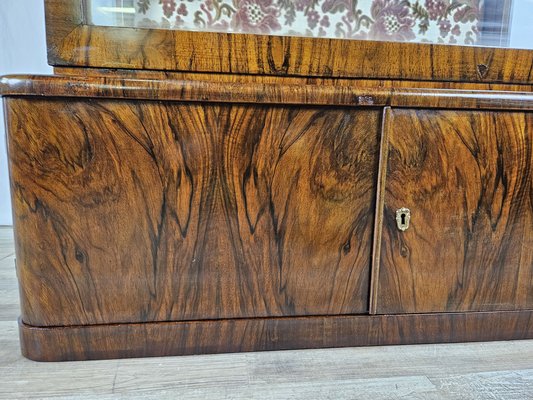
[
  {"left": 44, "top": 0, "right": 533, "bottom": 84},
  {"left": 6, "top": 97, "right": 379, "bottom": 326},
  {"left": 3, "top": 66, "right": 533, "bottom": 360},
  {"left": 44, "top": 0, "right": 83, "bottom": 61},
  {"left": 3, "top": 75, "right": 533, "bottom": 111},
  {"left": 2, "top": 229, "right": 532, "bottom": 398},
  {"left": 53, "top": 67, "right": 533, "bottom": 92},
  {"left": 19, "top": 311, "right": 533, "bottom": 362},
  {"left": 1, "top": 0, "right": 532, "bottom": 364},
  {"left": 375, "top": 109, "right": 533, "bottom": 314}
]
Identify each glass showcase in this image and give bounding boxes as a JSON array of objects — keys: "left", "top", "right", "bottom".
[{"left": 88, "top": 0, "right": 532, "bottom": 49}]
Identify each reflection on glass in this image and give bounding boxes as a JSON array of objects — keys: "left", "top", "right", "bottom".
[{"left": 88, "top": 0, "right": 533, "bottom": 49}]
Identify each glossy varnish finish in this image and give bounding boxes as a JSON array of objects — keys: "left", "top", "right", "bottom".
[
  {"left": 3, "top": 75, "right": 533, "bottom": 111},
  {"left": 6, "top": 97, "right": 379, "bottom": 326},
  {"left": 1, "top": 0, "right": 532, "bottom": 363},
  {"left": 19, "top": 311, "right": 533, "bottom": 362},
  {"left": 52, "top": 66, "right": 533, "bottom": 92},
  {"left": 44, "top": 0, "right": 533, "bottom": 84},
  {"left": 375, "top": 109, "right": 533, "bottom": 314},
  {"left": 3, "top": 73, "right": 533, "bottom": 360}
]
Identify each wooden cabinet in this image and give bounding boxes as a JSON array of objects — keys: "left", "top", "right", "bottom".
[
  {"left": 2, "top": 0, "right": 533, "bottom": 362},
  {"left": 3, "top": 76, "right": 533, "bottom": 361},
  {"left": 374, "top": 109, "right": 533, "bottom": 314}
]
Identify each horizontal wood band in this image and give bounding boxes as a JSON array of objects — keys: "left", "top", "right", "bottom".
[
  {"left": 20, "top": 311, "right": 533, "bottom": 361},
  {"left": 2, "top": 75, "right": 533, "bottom": 111},
  {"left": 48, "top": 22, "right": 533, "bottom": 85},
  {"left": 51, "top": 67, "right": 533, "bottom": 93}
]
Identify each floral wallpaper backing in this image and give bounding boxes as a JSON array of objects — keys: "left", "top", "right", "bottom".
[{"left": 98, "top": 0, "right": 484, "bottom": 45}]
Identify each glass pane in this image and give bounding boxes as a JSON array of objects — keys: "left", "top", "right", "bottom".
[{"left": 87, "top": 0, "right": 533, "bottom": 49}]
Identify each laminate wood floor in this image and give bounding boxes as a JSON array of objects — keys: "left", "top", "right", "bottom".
[{"left": 0, "top": 226, "right": 532, "bottom": 399}]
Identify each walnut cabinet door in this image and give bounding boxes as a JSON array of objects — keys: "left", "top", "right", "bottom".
[
  {"left": 373, "top": 108, "right": 533, "bottom": 314},
  {"left": 7, "top": 98, "right": 380, "bottom": 326}
]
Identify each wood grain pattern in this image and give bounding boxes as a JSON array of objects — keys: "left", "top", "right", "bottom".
[
  {"left": 52, "top": 66, "right": 533, "bottom": 92},
  {"left": 4, "top": 228, "right": 532, "bottom": 397},
  {"left": 43, "top": 0, "right": 83, "bottom": 60},
  {"left": 3, "top": 75, "right": 533, "bottom": 111},
  {"left": 19, "top": 310, "right": 533, "bottom": 361},
  {"left": 42, "top": 6, "right": 533, "bottom": 85},
  {"left": 376, "top": 109, "right": 533, "bottom": 314},
  {"left": 6, "top": 97, "right": 379, "bottom": 326},
  {"left": 369, "top": 108, "right": 391, "bottom": 314},
  {"left": 4, "top": 70, "right": 533, "bottom": 360}
]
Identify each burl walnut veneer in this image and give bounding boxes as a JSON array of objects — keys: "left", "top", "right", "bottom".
[
  {"left": 2, "top": 75, "right": 533, "bottom": 361},
  {"left": 1, "top": 0, "right": 533, "bottom": 361}
]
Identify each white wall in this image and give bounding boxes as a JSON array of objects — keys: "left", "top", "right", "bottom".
[{"left": 0, "top": 1, "right": 52, "bottom": 225}]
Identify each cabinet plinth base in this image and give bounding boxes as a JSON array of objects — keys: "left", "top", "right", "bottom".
[{"left": 19, "top": 311, "right": 533, "bottom": 361}]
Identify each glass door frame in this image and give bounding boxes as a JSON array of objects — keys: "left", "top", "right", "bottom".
[{"left": 45, "top": 0, "right": 533, "bottom": 84}]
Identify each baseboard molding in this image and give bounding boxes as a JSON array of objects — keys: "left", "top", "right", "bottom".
[{"left": 18, "top": 310, "right": 533, "bottom": 362}]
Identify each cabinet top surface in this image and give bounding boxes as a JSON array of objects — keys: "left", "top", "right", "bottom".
[{"left": 2, "top": 74, "right": 533, "bottom": 111}]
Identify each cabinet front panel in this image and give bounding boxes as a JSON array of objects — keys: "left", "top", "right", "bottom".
[
  {"left": 377, "top": 109, "right": 533, "bottom": 314},
  {"left": 7, "top": 98, "right": 379, "bottom": 326}
]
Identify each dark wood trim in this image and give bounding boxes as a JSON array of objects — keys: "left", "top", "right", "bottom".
[
  {"left": 369, "top": 107, "right": 391, "bottom": 315},
  {"left": 43, "top": 1, "right": 533, "bottom": 84},
  {"left": 2, "top": 75, "right": 533, "bottom": 111},
  {"left": 19, "top": 310, "right": 533, "bottom": 361}
]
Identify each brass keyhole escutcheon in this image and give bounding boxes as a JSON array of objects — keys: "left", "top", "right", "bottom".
[{"left": 396, "top": 208, "right": 411, "bottom": 231}]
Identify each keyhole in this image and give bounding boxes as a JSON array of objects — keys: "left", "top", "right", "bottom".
[{"left": 396, "top": 207, "right": 410, "bottom": 231}]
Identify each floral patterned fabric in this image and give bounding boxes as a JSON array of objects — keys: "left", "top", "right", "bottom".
[{"left": 101, "top": 0, "right": 484, "bottom": 45}]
